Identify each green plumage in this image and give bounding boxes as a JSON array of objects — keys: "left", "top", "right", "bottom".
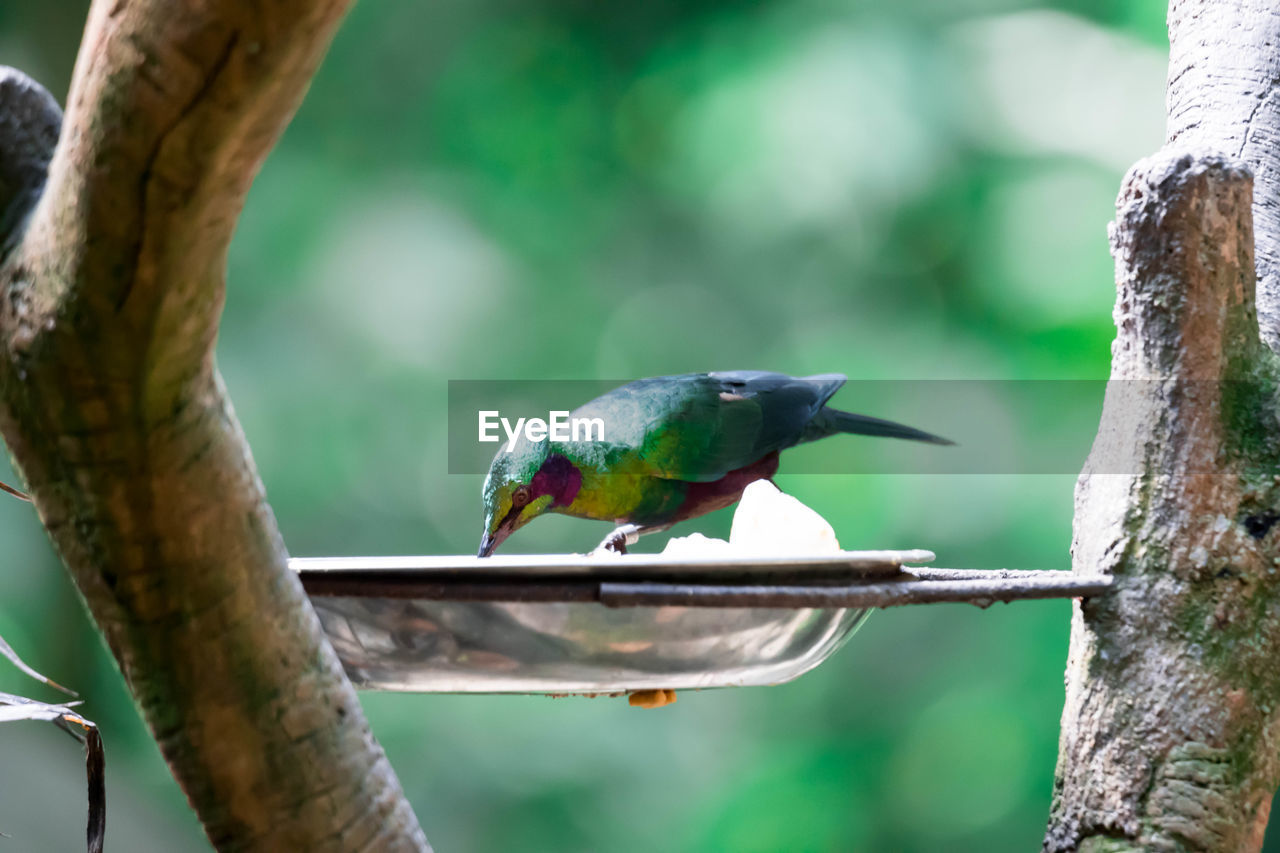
[{"left": 478, "top": 371, "right": 951, "bottom": 556}]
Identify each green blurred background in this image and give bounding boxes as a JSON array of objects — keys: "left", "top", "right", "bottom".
[{"left": 0, "top": 0, "right": 1236, "bottom": 850}]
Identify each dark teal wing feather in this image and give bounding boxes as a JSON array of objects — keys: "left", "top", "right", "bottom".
[{"left": 570, "top": 372, "right": 845, "bottom": 483}]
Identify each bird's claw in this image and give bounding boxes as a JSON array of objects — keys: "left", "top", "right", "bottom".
[{"left": 593, "top": 524, "right": 642, "bottom": 555}]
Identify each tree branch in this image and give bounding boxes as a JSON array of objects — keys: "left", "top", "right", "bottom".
[{"left": 0, "top": 0, "right": 430, "bottom": 848}]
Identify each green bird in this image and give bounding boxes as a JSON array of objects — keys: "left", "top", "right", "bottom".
[{"left": 478, "top": 371, "right": 951, "bottom": 557}]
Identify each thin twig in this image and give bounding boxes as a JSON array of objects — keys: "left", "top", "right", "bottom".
[{"left": 0, "top": 479, "right": 29, "bottom": 501}]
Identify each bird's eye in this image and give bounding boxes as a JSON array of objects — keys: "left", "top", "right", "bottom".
[{"left": 512, "top": 486, "right": 531, "bottom": 509}]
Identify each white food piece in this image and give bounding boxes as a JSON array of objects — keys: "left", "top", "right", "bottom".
[
  {"left": 660, "top": 531, "right": 736, "bottom": 556},
  {"left": 729, "top": 480, "right": 841, "bottom": 554},
  {"left": 659, "top": 481, "right": 842, "bottom": 556}
]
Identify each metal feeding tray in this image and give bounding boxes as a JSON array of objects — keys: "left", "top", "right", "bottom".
[{"left": 294, "top": 552, "right": 1110, "bottom": 695}]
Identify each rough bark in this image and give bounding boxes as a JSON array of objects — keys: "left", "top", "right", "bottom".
[
  {"left": 1046, "top": 1, "right": 1280, "bottom": 850},
  {"left": 0, "top": 2, "right": 430, "bottom": 850},
  {"left": 1045, "top": 148, "right": 1280, "bottom": 852}
]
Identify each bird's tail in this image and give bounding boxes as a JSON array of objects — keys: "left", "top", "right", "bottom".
[{"left": 805, "top": 407, "right": 954, "bottom": 446}]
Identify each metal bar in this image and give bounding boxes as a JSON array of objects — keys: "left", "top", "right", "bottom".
[
  {"left": 905, "top": 567, "right": 1086, "bottom": 581},
  {"left": 296, "top": 560, "right": 1112, "bottom": 609},
  {"left": 300, "top": 575, "right": 602, "bottom": 603},
  {"left": 598, "top": 574, "right": 1112, "bottom": 609},
  {"left": 289, "top": 549, "right": 935, "bottom": 579}
]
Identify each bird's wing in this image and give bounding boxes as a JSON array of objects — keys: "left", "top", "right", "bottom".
[{"left": 572, "top": 372, "right": 845, "bottom": 483}]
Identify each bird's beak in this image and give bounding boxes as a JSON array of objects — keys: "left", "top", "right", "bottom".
[
  {"left": 477, "top": 513, "right": 517, "bottom": 557},
  {"left": 478, "top": 502, "right": 527, "bottom": 555}
]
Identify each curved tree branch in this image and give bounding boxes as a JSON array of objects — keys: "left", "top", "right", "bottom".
[{"left": 0, "top": 1, "right": 430, "bottom": 849}]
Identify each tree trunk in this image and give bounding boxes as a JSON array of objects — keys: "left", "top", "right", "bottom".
[
  {"left": 0, "top": 2, "right": 430, "bottom": 850},
  {"left": 1166, "top": 0, "right": 1280, "bottom": 353},
  {"left": 1046, "top": 2, "right": 1280, "bottom": 850}
]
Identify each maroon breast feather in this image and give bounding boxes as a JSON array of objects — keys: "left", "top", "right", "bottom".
[{"left": 672, "top": 451, "right": 781, "bottom": 523}]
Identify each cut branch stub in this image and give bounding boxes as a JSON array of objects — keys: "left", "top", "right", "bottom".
[
  {"left": 1109, "top": 150, "right": 1259, "bottom": 377},
  {"left": 1046, "top": 149, "right": 1280, "bottom": 852}
]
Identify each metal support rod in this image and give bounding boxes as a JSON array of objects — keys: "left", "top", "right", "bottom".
[
  {"left": 295, "top": 560, "right": 1112, "bottom": 609},
  {"left": 290, "top": 550, "right": 935, "bottom": 577},
  {"left": 598, "top": 573, "right": 1112, "bottom": 610}
]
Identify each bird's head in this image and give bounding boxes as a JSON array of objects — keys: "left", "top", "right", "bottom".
[{"left": 478, "top": 439, "right": 581, "bottom": 557}]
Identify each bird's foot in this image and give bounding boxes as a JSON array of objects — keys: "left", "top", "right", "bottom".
[{"left": 593, "top": 523, "right": 643, "bottom": 555}]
